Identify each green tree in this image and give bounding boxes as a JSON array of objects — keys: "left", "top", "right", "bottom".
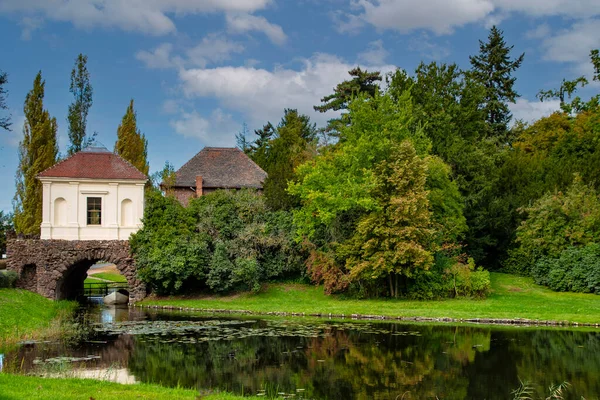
[
  {"left": 344, "top": 141, "right": 435, "bottom": 297},
  {"left": 13, "top": 71, "right": 58, "bottom": 235},
  {"left": 314, "top": 67, "right": 382, "bottom": 140},
  {"left": 114, "top": 99, "right": 149, "bottom": 176},
  {"left": 537, "top": 49, "right": 600, "bottom": 113},
  {"left": 262, "top": 109, "right": 317, "bottom": 210},
  {"left": 247, "top": 122, "right": 275, "bottom": 167},
  {"left": 67, "top": 53, "right": 94, "bottom": 155},
  {"left": 0, "top": 211, "right": 13, "bottom": 255},
  {"left": 469, "top": 26, "right": 524, "bottom": 139},
  {"left": 387, "top": 62, "right": 505, "bottom": 265},
  {"left": 314, "top": 67, "right": 382, "bottom": 113},
  {"left": 154, "top": 161, "right": 176, "bottom": 196},
  {"left": 0, "top": 70, "right": 11, "bottom": 131}
]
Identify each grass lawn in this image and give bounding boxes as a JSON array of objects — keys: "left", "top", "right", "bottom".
[
  {"left": 0, "top": 374, "right": 258, "bottom": 400},
  {"left": 83, "top": 276, "right": 104, "bottom": 284},
  {"left": 91, "top": 272, "right": 128, "bottom": 283},
  {"left": 0, "top": 289, "right": 76, "bottom": 348},
  {"left": 141, "top": 273, "right": 600, "bottom": 324}
]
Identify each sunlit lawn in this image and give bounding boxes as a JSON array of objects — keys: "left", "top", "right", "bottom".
[
  {"left": 0, "top": 289, "right": 76, "bottom": 347},
  {"left": 0, "top": 374, "right": 259, "bottom": 400},
  {"left": 142, "top": 273, "right": 600, "bottom": 324}
]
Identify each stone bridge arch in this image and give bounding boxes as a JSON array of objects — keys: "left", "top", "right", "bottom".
[{"left": 6, "top": 238, "right": 146, "bottom": 303}]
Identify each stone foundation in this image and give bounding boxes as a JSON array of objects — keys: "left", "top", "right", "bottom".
[{"left": 6, "top": 238, "right": 146, "bottom": 303}]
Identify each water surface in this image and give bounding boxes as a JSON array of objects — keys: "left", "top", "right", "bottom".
[{"left": 3, "top": 305, "right": 599, "bottom": 399}]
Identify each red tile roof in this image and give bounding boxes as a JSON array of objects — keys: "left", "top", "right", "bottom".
[{"left": 38, "top": 148, "right": 147, "bottom": 180}]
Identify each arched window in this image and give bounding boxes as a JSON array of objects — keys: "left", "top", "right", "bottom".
[
  {"left": 54, "top": 198, "right": 67, "bottom": 226},
  {"left": 121, "top": 199, "right": 133, "bottom": 227}
]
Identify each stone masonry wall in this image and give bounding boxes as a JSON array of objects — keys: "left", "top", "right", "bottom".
[{"left": 6, "top": 239, "right": 146, "bottom": 303}]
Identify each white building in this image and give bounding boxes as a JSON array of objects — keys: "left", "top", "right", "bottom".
[{"left": 38, "top": 146, "right": 147, "bottom": 241}]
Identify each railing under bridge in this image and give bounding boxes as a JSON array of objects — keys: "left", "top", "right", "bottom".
[{"left": 81, "top": 282, "right": 129, "bottom": 298}]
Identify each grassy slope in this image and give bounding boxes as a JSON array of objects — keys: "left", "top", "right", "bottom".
[
  {"left": 142, "top": 273, "right": 600, "bottom": 324},
  {"left": 91, "top": 272, "right": 128, "bottom": 283},
  {"left": 0, "top": 289, "right": 76, "bottom": 347},
  {"left": 0, "top": 374, "right": 258, "bottom": 400}
]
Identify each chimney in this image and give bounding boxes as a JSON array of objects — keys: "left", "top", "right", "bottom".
[{"left": 195, "top": 175, "right": 203, "bottom": 197}]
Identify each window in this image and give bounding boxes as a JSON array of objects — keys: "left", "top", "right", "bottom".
[{"left": 87, "top": 197, "right": 102, "bottom": 225}]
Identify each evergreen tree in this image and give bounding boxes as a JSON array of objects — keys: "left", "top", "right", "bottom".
[
  {"left": 67, "top": 54, "right": 94, "bottom": 155},
  {"left": 247, "top": 122, "right": 275, "bottom": 168},
  {"left": 314, "top": 67, "right": 382, "bottom": 140},
  {"left": 0, "top": 70, "right": 11, "bottom": 131},
  {"left": 235, "top": 123, "right": 251, "bottom": 153},
  {"left": 115, "top": 99, "right": 149, "bottom": 176},
  {"left": 470, "top": 26, "right": 524, "bottom": 139},
  {"left": 262, "top": 109, "right": 317, "bottom": 211},
  {"left": 13, "top": 71, "right": 58, "bottom": 235},
  {"left": 315, "top": 67, "right": 382, "bottom": 113}
]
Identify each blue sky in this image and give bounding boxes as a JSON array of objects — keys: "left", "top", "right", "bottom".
[{"left": 0, "top": 0, "right": 599, "bottom": 213}]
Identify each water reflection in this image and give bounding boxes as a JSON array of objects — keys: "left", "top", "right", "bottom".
[{"left": 4, "top": 306, "right": 600, "bottom": 400}]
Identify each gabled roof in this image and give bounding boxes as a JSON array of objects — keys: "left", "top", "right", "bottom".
[
  {"left": 38, "top": 146, "right": 147, "bottom": 181},
  {"left": 174, "top": 147, "right": 267, "bottom": 189}
]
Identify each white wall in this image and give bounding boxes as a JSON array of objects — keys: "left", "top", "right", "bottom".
[{"left": 40, "top": 178, "right": 146, "bottom": 241}]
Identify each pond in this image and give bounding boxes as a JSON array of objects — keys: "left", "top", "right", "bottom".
[{"left": 2, "top": 305, "right": 600, "bottom": 399}]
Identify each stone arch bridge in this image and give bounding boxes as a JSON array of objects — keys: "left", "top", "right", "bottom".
[{"left": 6, "top": 238, "right": 146, "bottom": 302}]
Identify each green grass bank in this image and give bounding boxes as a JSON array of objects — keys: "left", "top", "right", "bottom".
[
  {"left": 141, "top": 273, "right": 600, "bottom": 325},
  {"left": 0, "top": 374, "right": 259, "bottom": 400},
  {"left": 0, "top": 289, "right": 76, "bottom": 348}
]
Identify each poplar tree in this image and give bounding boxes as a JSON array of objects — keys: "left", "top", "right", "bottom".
[
  {"left": 115, "top": 99, "right": 149, "bottom": 176},
  {"left": 0, "top": 70, "right": 11, "bottom": 131},
  {"left": 67, "top": 54, "right": 94, "bottom": 155},
  {"left": 13, "top": 71, "right": 58, "bottom": 235},
  {"left": 470, "top": 26, "right": 524, "bottom": 139}
]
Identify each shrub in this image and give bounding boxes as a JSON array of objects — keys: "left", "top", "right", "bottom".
[
  {"left": 132, "top": 189, "right": 305, "bottom": 295},
  {"left": 507, "top": 177, "right": 600, "bottom": 275},
  {"left": 0, "top": 259, "right": 7, "bottom": 270},
  {"left": 532, "top": 243, "right": 600, "bottom": 293},
  {"left": 0, "top": 270, "right": 18, "bottom": 288},
  {"left": 406, "top": 256, "right": 490, "bottom": 299}
]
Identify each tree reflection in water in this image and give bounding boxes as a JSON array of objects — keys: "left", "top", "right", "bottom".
[{"left": 5, "top": 310, "right": 600, "bottom": 400}]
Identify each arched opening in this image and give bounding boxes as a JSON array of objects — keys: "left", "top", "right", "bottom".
[
  {"left": 20, "top": 264, "right": 38, "bottom": 292},
  {"left": 54, "top": 198, "right": 67, "bottom": 226},
  {"left": 56, "top": 259, "right": 130, "bottom": 302},
  {"left": 121, "top": 199, "right": 133, "bottom": 227}
]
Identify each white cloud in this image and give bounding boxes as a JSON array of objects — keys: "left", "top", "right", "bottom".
[
  {"left": 226, "top": 13, "right": 287, "bottom": 45},
  {"left": 19, "top": 16, "right": 43, "bottom": 40},
  {"left": 526, "top": 23, "right": 551, "bottom": 39},
  {"left": 509, "top": 98, "right": 561, "bottom": 123},
  {"left": 344, "top": 0, "right": 495, "bottom": 35},
  {"left": 336, "top": 0, "right": 600, "bottom": 35},
  {"left": 162, "top": 99, "right": 181, "bottom": 114},
  {"left": 358, "top": 40, "right": 389, "bottom": 65},
  {"left": 186, "top": 34, "right": 245, "bottom": 67},
  {"left": 0, "top": 0, "right": 272, "bottom": 36},
  {"left": 540, "top": 19, "right": 600, "bottom": 64},
  {"left": 178, "top": 53, "right": 396, "bottom": 127},
  {"left": 136, "top": 35, "right": 244, "bottom": 69},
  {"left": 170, "top": 108, "right": 239, "bottom": 146},
  {"left": 136, "top": 43, "right": 181, "bottom": 69}
]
